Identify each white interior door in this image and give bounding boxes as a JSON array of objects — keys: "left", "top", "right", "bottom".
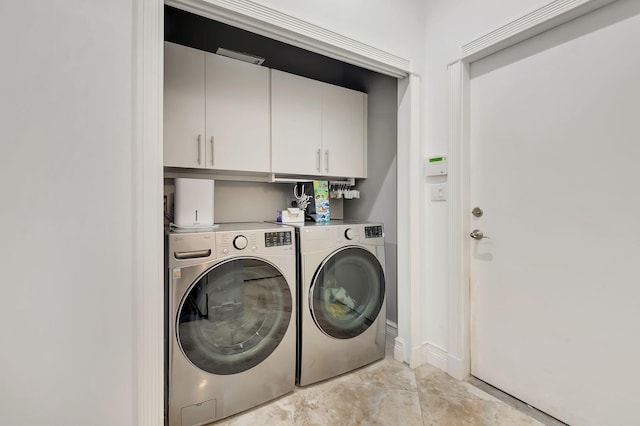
[{"left": 469, "top": 3, "right": 640, "bottom": 425}]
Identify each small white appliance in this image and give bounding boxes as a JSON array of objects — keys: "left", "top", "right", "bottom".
[{"left": 174, "top": 178, "right": 214, "bottom": 228}]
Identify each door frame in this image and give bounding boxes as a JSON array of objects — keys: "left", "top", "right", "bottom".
[
  {"left": 133, "top": 1, "right": 418, "bottom": 424},
  {"left": 446, "top": 0, "right": 619, "bottom": 380}
]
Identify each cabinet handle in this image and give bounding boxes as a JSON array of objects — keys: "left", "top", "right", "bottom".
[
  {"left": 197, "top": 134, "right": 201, "bottom": 164},
  {"left": 325, "top": 149, "right": 329, "bottom": 172},
  {"left": 316, "top": 149, "right": 321, "bottom": 172},
  {"left": 210, "top": 136, "right": 214, "bottom": 166}
]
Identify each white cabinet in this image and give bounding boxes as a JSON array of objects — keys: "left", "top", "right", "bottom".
[
  {"left": 271, "top": 69, "right": 367, "bottom": 178},
  {"left": 271, "top": 70, "right": 323, "bottom": 175},
  {"left": 164, "top": 42, "right": 271, "bottom": 172},
  {"left": 164, "top": 42, "right": 205, "bottom": 169},
  {"left": 205, "top": 53, "right": 270, "bottom": 172},
  {"left": 165, "top": 43, "right": 366, "bottom": 178},
  {"left": 321, "top": 82, "right": 367, "bottom": 178}
]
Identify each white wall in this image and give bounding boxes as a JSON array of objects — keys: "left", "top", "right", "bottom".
[
  {"left": 1, "top": 1, "right": 589, "bottom": 423},
  {"left": 165, "top": 179, "right": 291, "bottom": 223},
  {"left": 344, "top": 74, "right": 398, "bottom": 323},
  {"left": 422, "top": 0, "right": 550, "bottom": 357},
  {"left": 252, "top": 0, "right": 427, "bottom": 64},
  {"left": 0, "top": 1, "right": 136, "bottom": 425}
]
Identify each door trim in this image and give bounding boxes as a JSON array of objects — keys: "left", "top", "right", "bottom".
[
  {"left": 135, "top": 1, "right": 417, "bottom": 424},
  {"left": 446, "top": 0, "right": 619, "bottom": 380},
  {"left": 133, "top": 1, "right": 164, "bottom": 425}
]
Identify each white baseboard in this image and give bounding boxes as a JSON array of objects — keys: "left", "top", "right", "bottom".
[
  {"left": 387, "top": 323, "right": 451, "bottom": 376},
  {"left": 385, "top": 319, "right": 398, "bottom": 340},
  {"left": 393, "top": 337, "right": 406, "bottom": 363},
  {"left": 447, "top": 353, "right": 470, "bottom": 381},
  {"left": 399, "top": 340, "right": 456, "bottom": 376},
  {"left": 386, "top": 320, "right": 405, "bottom": 363},
  {"left": 424, "top": 343, "right": 448, "bottom": 372}
]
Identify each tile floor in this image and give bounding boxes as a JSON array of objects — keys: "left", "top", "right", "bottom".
[{"left": 213, "top": 342, "right": 554, "bottom": 426}]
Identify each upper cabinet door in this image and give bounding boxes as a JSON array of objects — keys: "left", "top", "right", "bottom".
[
  {"left": 271, "top": 70, "right": 323, "bottom": 176},
  {"left": 205, "top": 53, "right": 271, "bottom": 172},
  {"left": 321, "top": 83, "right": 367, "bottom": 178},
  {"left": 164, "top": 44, "right": 367, "bottom": 179},
  {"left": 272, "top": 70, "right": 367, "bottom": 178},
  {"left": 164, "top": 42, "right": 206, "bottom": 168}
]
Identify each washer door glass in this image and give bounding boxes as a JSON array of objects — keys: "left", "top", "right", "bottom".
[
  {"left": 177, "top": 258, "right": 292, "bottom": 375},
  {"left": 310, "top": 247, "right": 385, "bottom": 339}
]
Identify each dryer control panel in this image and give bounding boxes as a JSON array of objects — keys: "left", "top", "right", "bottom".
[
  {"left": 364, "top": 225, "right": 384, "bottom": 239},
  {"left": 265, "top": 231, "right": 292, "bottom": 247}
]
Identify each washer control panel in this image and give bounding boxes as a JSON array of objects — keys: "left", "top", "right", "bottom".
[
  {"left": 265, "top": 231, "right": 292, "bottom": 247},
  {"left": 218, "top": 232, "right": 258, "bottom": 254},
  {"left": 364, "top": 225, "right": 384, "bottom": 239},
  {"left": 215, "top": 225, "right": 295, "bottom": 255}
]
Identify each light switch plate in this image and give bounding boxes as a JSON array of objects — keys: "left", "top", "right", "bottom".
[{"left": 430, "top": 183, "right": 447, "bottom": 201}]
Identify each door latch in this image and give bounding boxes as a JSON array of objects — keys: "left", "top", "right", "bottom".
[{"left": 470, "top": 229, "right": 490, "bottom": 240}]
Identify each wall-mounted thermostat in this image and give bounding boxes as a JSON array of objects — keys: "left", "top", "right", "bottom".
[{"left": 425, "top": 155, "right": 448, "bottom": 176}]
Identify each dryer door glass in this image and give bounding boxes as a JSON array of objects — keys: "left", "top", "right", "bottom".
[
  {"left": 310, "top": 247, "right": 385, "bottom": 339},
  {"left": 177, "top": 257, "right": 292, "bottom": 375}
]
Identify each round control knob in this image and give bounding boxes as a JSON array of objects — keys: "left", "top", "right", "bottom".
[
  {"left": 344, "top": 228, "right": 355, "bottom": 240},
  {"left": 233, "top": 235, "right": 248, "bottom": 250}
]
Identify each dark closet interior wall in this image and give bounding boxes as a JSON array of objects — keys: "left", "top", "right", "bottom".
[{"left": 165, "top": 5, "right": 378, "bottom": 92}]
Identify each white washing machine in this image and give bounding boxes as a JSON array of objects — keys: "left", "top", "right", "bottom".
[
  {"left": 166, "top": 223, "right": 296, "bottom": 426},
  {"left": 295, "top": 220, "right": 386, "bottom": 386}
]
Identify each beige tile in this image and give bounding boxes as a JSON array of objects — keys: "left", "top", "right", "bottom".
[
  {"left": 293, "top": 381, "right": 423, "bottom": 426},
  {"left": 419, "top": 393, "right": 544, "bottom": 426},
  {"left": 212, "top": 392, "right": 297, "bottom": 425},
  {"left": 337, "top": 358, "right": 418, "bottom": 392},
  {"left": 415, "top": 363, "right": 497, "bottom": 401},
  {"left": 211, "top": 357, "right": 542, "bottom": 426}
]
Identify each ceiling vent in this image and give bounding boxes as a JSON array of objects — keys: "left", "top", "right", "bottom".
[{"left": 215, "top": 47, "right": 265, "bottom": 65}]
